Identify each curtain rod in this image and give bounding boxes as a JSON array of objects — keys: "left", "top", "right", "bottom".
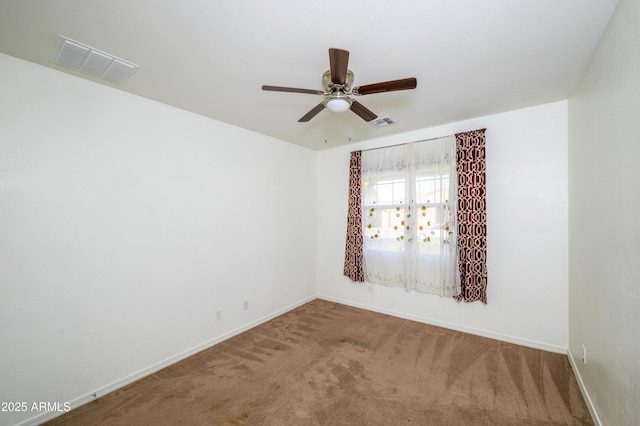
[
  {"left": 356, "top": 134, "right": 452, "bottom": 153},
  {"left": 355, "top": 128, "right": 486, "bottom": 153}
]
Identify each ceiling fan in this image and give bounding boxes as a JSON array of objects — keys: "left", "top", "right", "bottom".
[{"left": 262, "top": 48, "right": 417, "bottom": 123}]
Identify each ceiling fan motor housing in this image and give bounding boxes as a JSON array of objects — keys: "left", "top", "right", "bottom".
[{"left": 323, "top": 70, "right": 354, "bottom": 93}]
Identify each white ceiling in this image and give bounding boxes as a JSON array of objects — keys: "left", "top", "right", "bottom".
[{"left": 0, "top": 0, "right": 619, "bottom": 150}]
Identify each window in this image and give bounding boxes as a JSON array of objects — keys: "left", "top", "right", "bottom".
[
  {"left": 363, "top": 173, "right": 454, "bottom": 255},
  {"left": 360, "top": 136, "right": 459, "bottom": 296}
]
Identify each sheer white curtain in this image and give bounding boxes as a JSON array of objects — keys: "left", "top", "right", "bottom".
[{"left": 361, "top": 136, "right": 459, "bottom": 296}]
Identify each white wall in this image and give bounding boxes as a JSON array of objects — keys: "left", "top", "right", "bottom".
[
  {"left": 0, "top": 54, "right": 317, "bottom": 426},
  {"left": 568, "top": 0, "right": 640, "bottom": 423},
  {"left": 317, "top": 101, "right": 569, "bottom": 352}
]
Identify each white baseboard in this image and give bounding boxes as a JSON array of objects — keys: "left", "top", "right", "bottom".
[
  {"left": 567, "top": 348, "right": 601, "bottom": 426},
  {"left": 317, "top": 294, "right": 567, "bottom": 354},
  {"left": 16, "top": 295, "right": 316, "bottom": 426}
]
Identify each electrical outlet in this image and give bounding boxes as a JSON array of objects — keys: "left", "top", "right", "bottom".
[
  {"left": 243, "top": 300, "right": 249, "bottom": 311},
  {"left": 216, "top": 309, "right": 222, "bottom": 320},
  {"left": 582, "top": 344, "right": 587, "bottom": 364}
]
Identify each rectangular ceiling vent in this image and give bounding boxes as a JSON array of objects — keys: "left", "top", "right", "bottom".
[
  {"left": 369, "top": 117, "right": 395, "bottom": 128},
  {"left": 51, "top": 36, "right": 138, "bottom": 85}
]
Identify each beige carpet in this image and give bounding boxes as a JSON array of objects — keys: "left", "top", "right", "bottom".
[{"left": 46, "top": 299, "right": 593, "bottom": 425}]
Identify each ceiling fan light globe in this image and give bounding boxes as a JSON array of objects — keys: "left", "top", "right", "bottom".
[{"left": 326, "top": 98, "right": 351, "bottom": 113}]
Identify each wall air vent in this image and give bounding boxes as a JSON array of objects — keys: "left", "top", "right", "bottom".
[
  {"left": 369, "top": 117, "right": 395, "bottom": 128},
  {"left": 51, "top": 36, "right": 138, "bottom": 85}
]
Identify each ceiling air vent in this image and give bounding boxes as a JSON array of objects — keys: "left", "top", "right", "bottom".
[
  {"left": 51, "top": 36, "right": 138, "bottom": 85},
  {"left": 369, "top": 117, "right": 395, "bottom": 128}
]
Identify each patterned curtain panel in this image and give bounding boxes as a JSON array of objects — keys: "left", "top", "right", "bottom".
[
  {"left": 343, "top": 150, "right": 365, "bottom": 282},
  {"left": 455, "top": 129, "right": 488, "bottom": 303}
]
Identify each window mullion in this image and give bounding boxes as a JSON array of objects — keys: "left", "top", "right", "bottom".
[{"left": 406, "top": 169, "right": 417, "bottom": 250}]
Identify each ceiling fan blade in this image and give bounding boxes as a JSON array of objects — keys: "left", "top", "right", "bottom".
[
  {"left": 298, "top": 103, "right": 326, "bottom": 122},
  {"left": 329, "top": 48, "right": 349, "bottom": 85},
  {"left": 350, "top": 100, "right": 378, "bottom": 122},
  {"left": 262, "top": 85, "right": 324, "bottom": 95},
  {"left": 353, "top": 78, "right": 417, "bottom": 96}
]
